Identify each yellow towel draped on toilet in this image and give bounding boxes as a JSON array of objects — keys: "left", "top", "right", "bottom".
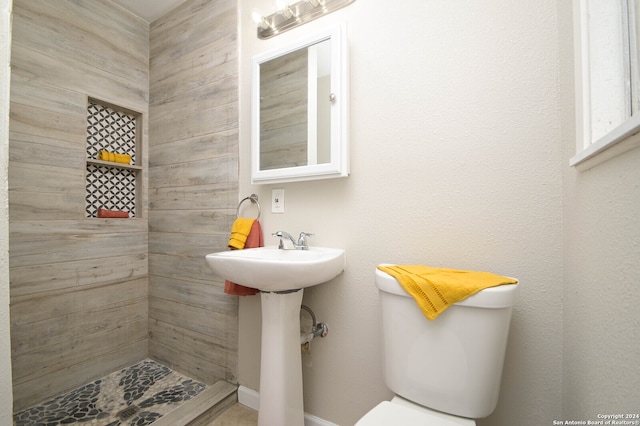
[{"left": 377, "top": 264, "right": 518, "bottom": 320}]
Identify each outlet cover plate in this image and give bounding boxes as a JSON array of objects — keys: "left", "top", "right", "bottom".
[{"left": 272, "top": 189, "right": 284, "bottom": 213}]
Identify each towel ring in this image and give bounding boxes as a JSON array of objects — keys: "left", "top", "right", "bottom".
[{"left": 236, "top": 194, "right": 261, "bottom": 220}]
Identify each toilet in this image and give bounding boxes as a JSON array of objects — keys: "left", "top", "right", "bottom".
[{"left": 355, "top": 267, "right": 519, "bottom": 425}]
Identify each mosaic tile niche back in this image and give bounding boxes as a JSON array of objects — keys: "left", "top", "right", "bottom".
[
  {"left": 85, "top": 101, "right": 138, "bottom": 218},
  {"left": 14, "top": 359, "right": 207, "bottom": 426}
]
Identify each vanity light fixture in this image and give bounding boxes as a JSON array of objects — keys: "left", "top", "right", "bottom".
[{"left": 254, "top": 0, "right": 355, "bottom": 39}]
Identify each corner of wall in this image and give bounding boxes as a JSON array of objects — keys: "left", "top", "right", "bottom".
[{"left": 0, "top": 0, "right": 14, "bottom": 420}]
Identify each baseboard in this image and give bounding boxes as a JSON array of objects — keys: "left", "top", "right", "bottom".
[
  {"left": 237, "top": 386, "right": 339, "bottom": 426},
  {"left": 237, "top": 385, "right": 260, "bottom": 410}
]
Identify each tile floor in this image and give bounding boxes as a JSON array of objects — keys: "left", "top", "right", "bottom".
[
  {"left": 13, "top": 359, "right": 207, "bottom": 426},
  {"left": 207, "top": 404, "right": 258, "bottom": 426}
]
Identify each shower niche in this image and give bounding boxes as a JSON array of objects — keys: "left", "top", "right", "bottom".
[{"left": 84, "top": 98, "right": 143, "bottom": 218}]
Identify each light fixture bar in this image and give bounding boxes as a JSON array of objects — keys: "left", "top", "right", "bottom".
[{"left": 257, "top": 0, "right": 355, "bottom": 39}]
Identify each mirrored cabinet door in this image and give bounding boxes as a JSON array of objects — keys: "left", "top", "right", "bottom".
[{"left": 251, "top": 24, "right": 349, "bottom": 184}]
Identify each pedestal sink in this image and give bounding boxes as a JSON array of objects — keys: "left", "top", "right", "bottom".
[{"left": 205, "top": 246, "right": 345, "bottom": 426}]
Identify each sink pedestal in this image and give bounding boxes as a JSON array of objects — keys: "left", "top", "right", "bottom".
[
  {"left": 205, "top": 246, "right": 345, "bottom": 425},
  {"left": 258, "top": 289, "right": 305, "bottom": 426}
]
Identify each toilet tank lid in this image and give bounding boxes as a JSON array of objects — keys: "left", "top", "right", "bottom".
[{"left": 375, "top": 267, "right": 519, "bottom": 309}]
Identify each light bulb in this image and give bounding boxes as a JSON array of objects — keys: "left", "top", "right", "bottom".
[
  {"left": 251, "top": 9, "right": 262, "bottom": 24},
  {"left": 274, "top": 0, "right": 295, "bottom": 18},
  {"left": 284, "top": 6, "right": 294, "bottom": 18},
  {"left": 251, "top": 9, "right": 269, "bottom": 29}
]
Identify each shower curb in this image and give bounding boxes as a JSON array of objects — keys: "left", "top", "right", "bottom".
[{"left": 154, "top": 380, "right": 237, "bottom": 426}]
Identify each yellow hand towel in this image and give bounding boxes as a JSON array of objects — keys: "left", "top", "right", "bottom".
[
  {"left": 377, "top": 264, "right": 518, "bottom": 320},
  {"left": 99, "top": 149, "right": 131, "bottom": 165},
  {"left": 228, "top": 217, "right": 256, "bottom": 250}
]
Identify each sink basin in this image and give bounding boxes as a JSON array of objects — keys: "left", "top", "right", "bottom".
[{"left": 205, "top": 246, "right": 345, "bottom": 292}]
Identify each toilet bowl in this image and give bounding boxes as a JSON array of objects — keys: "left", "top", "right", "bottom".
[
  {"left": 355, "top": 267, "right": 519, "bottom": 425},
  {"left": 356, "top": 396, "right": 475, "bottom": 426}
]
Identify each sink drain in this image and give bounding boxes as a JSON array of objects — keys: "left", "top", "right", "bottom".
[{"left": 117, "top": 404, "right": 140, "bottom": 420}]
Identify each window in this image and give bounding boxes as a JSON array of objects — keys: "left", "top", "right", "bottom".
[{"left": 572, "top": 0, "right": 640, "bottom": 167}]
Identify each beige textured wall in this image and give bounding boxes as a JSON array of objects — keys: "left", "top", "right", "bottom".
[
  {"left": 239, "top": 1, "right": 563, "bottom": 425},
  {"left": 558, "top": 1, "right": 640, "bottom": 419}
]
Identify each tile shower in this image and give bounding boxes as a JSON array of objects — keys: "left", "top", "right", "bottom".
[{"left": 9, "top": 0, "right": 239, "bottom": 422}]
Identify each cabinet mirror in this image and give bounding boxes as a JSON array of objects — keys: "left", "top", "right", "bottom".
[{"left": 251, "top": 24, "right": 349, "bottom": 184}]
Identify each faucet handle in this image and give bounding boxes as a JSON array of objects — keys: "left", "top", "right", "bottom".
[{"left": 297, "top": 232, "right": 314, "bottom": 249}]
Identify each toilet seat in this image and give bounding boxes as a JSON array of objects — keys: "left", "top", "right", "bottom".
[{"left": 355, "top": 400, "right": 476, "bottom": 426}]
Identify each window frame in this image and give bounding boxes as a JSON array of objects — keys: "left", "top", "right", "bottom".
[{"left": 571, "top": 0, "right": 640, "bottom": 168}]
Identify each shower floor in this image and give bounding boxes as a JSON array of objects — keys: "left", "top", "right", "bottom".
[{"left": 13, "top": 359, "right": 208, "bottom": 426}]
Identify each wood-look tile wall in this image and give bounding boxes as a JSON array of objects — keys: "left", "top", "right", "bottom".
[
  {"left": 259, "top": 48, "right": 308, "bottom": 170},
  {"left": 9, "top": 0, "right": 149, "bottom": 411},
  {"left": 148, "top": 0, "right": 240, "bottom": 384}
]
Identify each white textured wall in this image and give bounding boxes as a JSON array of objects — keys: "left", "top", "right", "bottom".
[
  {"left": 559, "top": 1, "right": 640, "bottom": 418},
  {"left": 238, "top": 1, "right": 563, "bottom": 425},
  {"left": 563, "top": 150, "right": 640, "bottom": 418},
  {"left": 0, "top": 0, "right": 13, "bottom": 421}
]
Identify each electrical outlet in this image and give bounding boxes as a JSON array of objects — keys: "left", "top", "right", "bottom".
[{"left": 272, "top": 189, "right": 284, "bottom": 213}]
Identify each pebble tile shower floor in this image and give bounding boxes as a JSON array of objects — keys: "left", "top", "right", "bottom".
[{"left": 13, "top": 359, "right": 207, "bottom": 426}]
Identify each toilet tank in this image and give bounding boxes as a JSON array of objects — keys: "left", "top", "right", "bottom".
[{"left": 376, "top": 267, "right": 519, "bottom": 419}]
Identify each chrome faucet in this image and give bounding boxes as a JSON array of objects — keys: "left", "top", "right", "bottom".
[{"left": 272, "top": 231, "right": 314, "bottom": 250}]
